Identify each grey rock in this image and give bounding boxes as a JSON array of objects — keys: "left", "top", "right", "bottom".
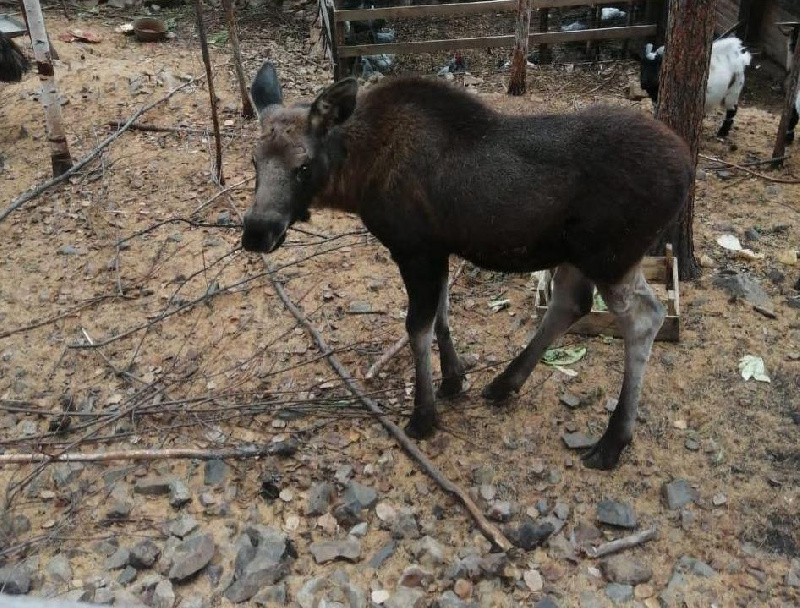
[
  {"left": 296, "top": 577, "right": 327, "bottom": 608},
  {"left": 106, "top": 547, "right": 131, "bottom": 570},
  {"left": 535, "top": 597, "right": 561, "bottom": 608},
  {"left": 203, "top": 460, "right": 229, "bottom": 486},
  {"left": 154, "top": 579, "right": 175, "bottom": 608},
  {"left": 548, "top": 532, "right": 577, "bottom": 562},
  {"left": 242, "top": 524, "right": 286, "bottom": 547},
  {"left": 786, "top": 559, "right": 800, "bottom": 587},
  {"left": 94, "top": 587, "right": 115, "bottom": 604},
  {"left": 660, "top": 571, "right": 687, "bottom": 606},
  {"left": 662, "top": 479, "right": 697, "bottom": 510},
  {"left": 507, "top": 521, "right": 555, "bottom": 550},
  {"left": 676, "top": 556, "right": 715, "bottom": 577},
  {"left": 52, "top": 462, "right": 84, "bottom": 487},
  {"left": 169, "top": 480, "right": 192, "bottom": 508},
  {"left": 560, "top": 393, "right": 582, "bottom": 408},
  {"left": 434, "top": 591, "right": 468, "bottom": 608},
  {"left": 487, "top": 501, "right": 512, "bottom": 522},
  {"left": 348, "top": 300, "right": 372, "bottom": 313},
  {"left": 135, "top": 476, "right": 175, "bottom": 496},
  {"left": 578, "top": 591, "right": 604, "bottom": 608},
  {"left": 309, "top": 538, "right": 361, "bottom": 564},
  {"left": 391, "top": 512, "right": 420, "bottom": 540},
  {"left": 306, "top": 482, "right": 335, "bottom": 516},
  {"left": 94, "top": 539, "right": 119, "bottom": 557},
  {"left": 605, "top": 583, "right": 633, "bottom": 604},
  {"left": 350, "top": 522, "right": 368, "bottom": 537},
  {"left": 472, "top": 465, "right": 494, "bottom": 485},
  {"left": 399, "top": 564, "right": 433, "bottom": 588},
  {"left": 713, "top": 270, "right": 772, "bottom": 311},
  {"left": 600, "top": 554, "right": 653, "bottom": 584},
  {"left": 206, "top": 564, "right": 224, "bottom": 587},
  {"left": 367, "top": 541, "right": 396, "bottom": 569},
  {"left": 332, "top": 502, "right": 363, "bottom": 528},
  {"left": 166, "top": 515, "right": 198, "bottom": 539},
  {"left": 343, "top": 481, "right": 378, "bottom": 509},
  {"left": 168, "top": 534, "right": 216, "bottom": 581},
  {"left": 130, "top": 540, "right": 161, "bottom": 569},
  {"left": 562, "top": 432, "right": 597, "bottom": 449},
  {"left": 118, "top": 566, "right": 137, "bottom": 585},
  {"left": 46, "top": 554, "right": 72, "bottom": 584},
  {"left": 178, "top": 598, "right": 206, "bottom": 608},
  {"left": 0, "top": 565, "right": 31, "bottom": 595},
  {"left": 553, "top": 502, "right": 570, "bottom": 521},
  {"left": 334, "top": 464, "right": 353, "bottom": 484},
  {"left": 58, "top": 245, "right": 80, "bottom": 255},
  {"left": 480, "top": 552, "right": 507, "bottom": 578},
  {"left": 252, "top": 583, "right": 287, "bottom": 605},
  {"left": 234, "top": 535, "right": 256, "bottom": 578},
  {"left": 596, "top": 499, "right": 637, "bottom": 529},
  {"left": 385, "top": 586, "right": 426, "bottom": 608},
  {"left": 10, "top": 514, "right": 31, "bottom": 536},
  {"left": 106, "top": 500, "right": 133, "bottom": 520},
  {"left": 412, "top": 536, "right": 446, "bottom": 567}
]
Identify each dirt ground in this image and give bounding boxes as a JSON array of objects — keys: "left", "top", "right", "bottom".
[{"left": 0, "top": 4, "right": 799, "bottom": 608}]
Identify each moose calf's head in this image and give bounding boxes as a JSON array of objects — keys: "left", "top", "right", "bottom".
[{"left": 242, "top": 62, "right": 359, "bottom": 253}]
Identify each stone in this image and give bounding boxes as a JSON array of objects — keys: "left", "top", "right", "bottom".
[
  {"left": 553, "top": 502, "right": 570, "bottom": 521},
  {"left": 560, "top": 393, "right": 582, "bottom": 408},
  {"left": 479, "top": 552, "right": 507, "bottom": 578},
  {"left": 507, "top": 521, "right": 555, "bottom": 550},
  {"left": 234, "top": 535, "right": 256, "bottom": 578},
  {"left": 605, "top": 583, "right": 634, "bottom": 604},
  {"left": 596, "top": 499, "right": 637, "bottom": 528},
  {"left": 368, "top": 541, "right": 396, "bottom": 569},
  {"left": 375, "top": 502, "right": 397, "bottom": 524},
  {"left": 52, "top": 463, "right": 84, "bottom": 487},
  {"left": 203, "top": 460, "right": 229, "bottom": 486},
  {"left": 662, "top": 479, "right": 697, "bottom": 510},
  {"left": 46, "top": 554, "right": 73, "bottom": 584},
  {"left": 58, "top": 245, "right": 80, "bottom": 255},
  {"left": 106, "top": 501, "right": 132, "bottom": 520},
  {"left": 225, "top": 549, "right": 293, "bottom": 603},
  {"left": 399, "top": 564, "right": 433, "bottom": 588},
  {"left": 343, "top": 481, "right": 378, "bottom": 509},
  {"left": 167, "top": 515, "right": 198, "bottom": 538},
  {"left": 348, "top": 300, "right": 372, "bottom": 313},
  {"left": 712, "top": 270, "right": 772, "bottom": 311},
  {"left": 579, "top": 591, "right": 604, "bottom": 608},
  {"left": 372, "top": 589, "right": 391, "bottom": 604},
  {"left": 106, "top": 547, "right": 131, "bottom": 570},
  {"left": 535, "top": 597, "right": 561, "bottom": 608},
  {"left": 350, "top": 522, "right": 368, "bottom": 537},
  {"left": 385, "top": 586, "right": 425, "bottom": 608},
  {"left": 135, "top": 476, "right": 174, "bottom": 496},
  {"left": 391, "top": 513, "right": 420, "bottom": 540},
  {"left": 335, "top": 464, "right": 354, "bottom": 484},
  {"left": 523, "top": 569, "right": 543, "bottom": 592},
  {"left": 472, "top": 465, "right": 494, "bottom": 485},
  {"left": 479, "top": 484, "right": 496, "bottom": 501},
  {"left": 169, "top": 481, "right": 192, "bottom": 508},
  {"left": 306, "top": 482, "right": 335, "bottom": 516},
  {"left": 130, "top": 540, "right": 161, "bottom": 569},
  {"left": 309, "top": 538, "right": 361, "bottom": 564},
  {"left": 712, "top": 492, "right": 727, "bottom": 506},
  {"left": 562, "top": 432, "right": 597, "bottom": 449},
  {"left": 332, "top": 502, "right": 363, "bottom": 528},
  {"left": 252, "top": 583, "right": 286, "bottom": 605},
  {"left": 786, "top": 559, "right": 800, "bottom": 587},
  {"left": 434, "top": 591, "right": 467, "bottom": 608},
  {"left": 168, "top": 534, "right": 216, "bottom": 582},
  {"left": 0, "top": 565, "right": 31, "bottom": 595},
  {"left": 453, "top": 578, "right": 472, "bottom": 599},
  {"left": 412, "top": 536, "right": 446, "bottom": 567},
  {"left": 118, "top": 566, "right": 137, "bottom": 585},
  {"left": 487, "top": 501, "right": 512, "bottom": 522},
  {"left": 600, "top": 555, "right": 653, "bottom": 585},
  {"left": 153, "top": 579, "right": 175, "bottom": 608},
  {"left": 676, "top": 556, "right": 715, "bottom": 577},
  {"left": 94, "top": 588, "right": 115, "bottom": 604},
  {"left": 660, "top": 572, "right": 687, "bottom": 606}
]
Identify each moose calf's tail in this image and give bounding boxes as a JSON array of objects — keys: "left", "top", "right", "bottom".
[{"left": 0, "top": 33, "right": 30, "bottom": 83}]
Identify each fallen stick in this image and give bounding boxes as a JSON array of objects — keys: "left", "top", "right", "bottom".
[
  {"left": 264, "top": 257, "right": 512, "bottom": 552},
  {"left": 0, "top": 76, "right": 203, "bottom": 224},
  {"left": 106, "top": 120, "right": 238, "bottom": 137},
  {"left": 583, "top": 526, "right": 658, "bottom": 558},
  {"left": 0, "top": 441, "right": 298, "bottom": 465},
  {"left": 698, "top": 153, "right": 800, "bottom": 184},
  {"left": 365, "top": 260, "right": 467, "bottom": 380}
]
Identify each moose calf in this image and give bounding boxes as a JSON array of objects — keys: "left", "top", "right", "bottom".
[{"left": 242, "top": 62, "right": 693, "bottom": 470}]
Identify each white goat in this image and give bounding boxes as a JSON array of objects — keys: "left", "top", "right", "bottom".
[{"left": 640, "top": 37, "right": 752, "bottom": 138}]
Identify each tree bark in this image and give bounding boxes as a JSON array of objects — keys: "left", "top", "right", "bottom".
[
  {"left": 507, "top": 0, "right": 530, "bottom": 95},
  {"left": 221, "top": 0, "right": 254, "bottom": 119},
  {"left": 649, "top": 0, "right": 716, "bottom": 280},
  {"left": 771, "top": 35, "right": 800, "bottom": 167}
]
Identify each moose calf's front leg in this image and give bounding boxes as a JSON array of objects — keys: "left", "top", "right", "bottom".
[{"left": 434, "top": 278, "right": 465, "bottom": 399}]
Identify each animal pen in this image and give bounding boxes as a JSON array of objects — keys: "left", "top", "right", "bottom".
[{"left": 319, "top": 0, "right": 668, "bottom": 80}]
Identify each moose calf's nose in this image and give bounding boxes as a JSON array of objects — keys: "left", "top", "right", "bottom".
[{"left": 242, "top": 215, "right": 284, "bottom": 253}]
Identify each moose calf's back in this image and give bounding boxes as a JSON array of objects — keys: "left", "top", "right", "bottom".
[{"left": 331, "top": 78, "right": 693, "bottom": 284}]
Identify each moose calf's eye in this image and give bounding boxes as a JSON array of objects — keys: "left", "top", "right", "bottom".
[{"left": 295, "top": 164, "right": 310, "bottom": 182}]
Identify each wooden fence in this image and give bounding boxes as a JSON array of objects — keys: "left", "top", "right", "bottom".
[{"left": 319, "top": 0, "right": 665, "bottom": 79}]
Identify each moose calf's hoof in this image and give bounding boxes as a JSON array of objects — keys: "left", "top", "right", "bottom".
[
  {"left": 404, "top": 410, "right": 437, "bottom": 440},
  {"left": 436, "top": 377, "right": 464, "bottom": 400},
  {"left": 581, "top": 434, "right": 629, "bottom": 470},
  {"left": 481, "top": 378, "right": 515, "bottom": 402}
]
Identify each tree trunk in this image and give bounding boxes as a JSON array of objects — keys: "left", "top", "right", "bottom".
[
  {"left": 21, "top": 0, "right": 73, "bottom": 176},
  {"left": 507, "top": 0, "right": 530, "bottom": 95},
  {"left": 771, "top": 36, "right": 800, "bottom": 167},
  {"left": 649, "top": 0, "right": 716, "bottom": 280},
  {"left": 221, "top": 0, "right": 255, "bottom": 119}
]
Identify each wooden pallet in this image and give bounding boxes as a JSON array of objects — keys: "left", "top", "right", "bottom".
[{"left": 535, "top": 244, "right": 680, "bottom": 342}]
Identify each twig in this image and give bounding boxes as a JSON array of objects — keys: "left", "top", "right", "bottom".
[
  {"left": 698, "top": 154, "right": 800, "bottom": 184},
  {"left": 264, "top": 258, "right": 512, "bottom": 552},
  {"left": 0, "top": 76, "right": 203, "bottom": 224},
  {"left": 702, "top": 156, "right": 787, "bottom": 170},
  {"left": 106, "top": 120, "right": 238, "bottom": 137},
  {"left": 191, "top": 176, "right": 253, "bottom": 217},
  {"left": 221, "top": 0, "right": 255, "bottom": 119},
  {"left": 365, "top": 261, "right": 467, "bottom": 380},
  {"left": 194, "top": 0, "right": 225, "bottom": 185},
  {"left": 583, "top": 527, "right": 659, "bottom": 558},
  {"left": 0, "top": 442, "right": 297, "bottom": 465}
]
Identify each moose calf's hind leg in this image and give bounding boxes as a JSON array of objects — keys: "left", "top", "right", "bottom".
[
  {"left": 482, "top": 264, "right": 594, "bottom": 401},
  {"left": 435, "top": 278, "right": 465, "bottom": 399},
  {"left": 582, "top": 269, "right": 665, "bottom": 470}
]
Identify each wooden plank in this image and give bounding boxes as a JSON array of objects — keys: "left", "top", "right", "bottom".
[
  {"left": 532, "top": 0, "right": 643, "bottom": 7},
  {"left": 534, "top": 307, "right": 680, "bottom": 342},
  {"left": 338, "top": 25, "right": 656, "bottom": 57},
  {"left": 335, "top": 0, "right": 515, "bottom": 22}
]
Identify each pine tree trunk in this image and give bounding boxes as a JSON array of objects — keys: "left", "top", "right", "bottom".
[
  {"left": 648, "top": 0, "right": 716, "bottom": 280},
  {"left": 771, "top": 36, "right": 800, "bottom": 166},
  {"left": 507, "top": 0, "right": 530, "bottom": 96}
]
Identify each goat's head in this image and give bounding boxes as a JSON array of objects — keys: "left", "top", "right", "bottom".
[{"left": 242, "top": 62, "right": 358, "bottom": 254}]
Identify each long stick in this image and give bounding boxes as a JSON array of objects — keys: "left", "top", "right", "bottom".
[
  {"left": 0, "top": 76, "right": 202, "bottom": 224},
  {"left": 264, "top": 257, "right": 512, "bottom": 552},
  {"left": 221, "top": 0, "right": 255, "bottom": 119},
  {"left": 194, "top": 0, "right": 225, "bottom": 184},
  {"left": 0, "top": 443, "right": 297, "bottom": 465},
  {"left": 699, "top": 153, "right": 800, "bottom": 184},
  {"left": 583, "top": 527, "right": 659, "bottom": 558}
]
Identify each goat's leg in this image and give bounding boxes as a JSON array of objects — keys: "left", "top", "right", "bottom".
[
  {"left": 395, "top": 254, "right": 447, "bottom": 439},
  {"left": 716, "top": 105, "right": 737, "bottom": 138},
  {"left": 482, "top": 264, "right": 594, "bottom": 401},
  {"left": 582, "top": 266, "right": 665, "bottom": 470},
  {"left": 435, "top": 269, "right": 465, "bottom": 399},
  {"left": 787, "top": 108, "right": 799, "bottom": 145}
]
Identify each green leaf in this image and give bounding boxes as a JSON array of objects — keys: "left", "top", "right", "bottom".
[
  {"left": 593, "top": 289, "right": 607, "bottom": 312},
  {"left": 209, "top": 30, "right": 229, "bottom": 45},
  {"left": 542, "top": 346, "right": 587, "bottom": 367}
]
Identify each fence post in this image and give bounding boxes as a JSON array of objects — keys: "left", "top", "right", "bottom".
[
  {"left": 333, "top": 0, "right": 349, "bottom": 81},
  {"left": 538, "top": 6, "right": 552, "bottom": 64},
  {"left": 507, "top": 0, "right": 531, "bottom": 95}
]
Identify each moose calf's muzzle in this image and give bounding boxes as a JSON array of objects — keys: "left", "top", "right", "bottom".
[{"left": 241, "top": 214, "right": 288, "bottom": 253}]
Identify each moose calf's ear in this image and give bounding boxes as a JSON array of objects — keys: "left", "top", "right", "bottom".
[
  {"left": 251, "top": 61, "right": 284, "bottom": 119},
  {"left": 309, "top": 78, "right": 359, "bottom": 138}
]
